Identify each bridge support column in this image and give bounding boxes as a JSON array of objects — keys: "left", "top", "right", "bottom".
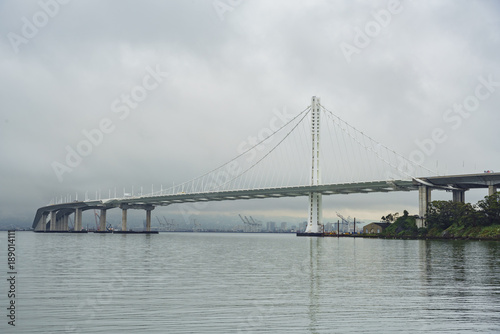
[
  {"left": 452, "top": 190, "right": 465, "bottom": 203},
  {"left": 57, "top": 215, "right": 64, "bottom": 231},
  {"left": 306, "top": 193, "right": 322, "bottom": 233},
  {"left": 145, "top": 206, "right": 155, "bottom": 232},
  {"left": 50, "top": 211, "right": 57, "bottom": 231},
  {"left": 56, "top": 216, "right": 62, "bottom": 231},
  {"left": 99, "top": 209, "right": 107, "bottom": 231},
  {"left": 36, "top": 213, "right": 47, "bottom": 231},
  {"left": 417, "top": 185, "right": 432, "bottom": 228},
  {"left": 63, "top": 214, "right": 69, "bottom": 231},
  {"left": 305, "top": 96, "right": 323, "bottom": 235},
  {"left": 74, "top": 208, "right": 82, "bottom": 231},
  {"left": 489, "top": 185, "right": 497, "bottom": 196},
  {"left": 42, "top": 213, "right": 48, "bottom": 231},
  {"left": 121, "top": 205, "right": 129, "bottom": 231}
]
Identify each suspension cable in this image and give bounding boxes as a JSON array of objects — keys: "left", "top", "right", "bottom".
[
  {"left": 210, "top": 108, "right": 312, "bottom": 191},
  {"left": 320, "top": 104, "right": 437, "bottom": 178}
]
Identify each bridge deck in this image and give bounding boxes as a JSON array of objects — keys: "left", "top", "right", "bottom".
[
  {"left": 32, "top": 180, "right": 417, "bottom": 228},
  {"left": 422, "top": 172, "right": 500, "bottom": 189},
  {"left": 32, "top": 172, "right": 500, "bottom": 229}
]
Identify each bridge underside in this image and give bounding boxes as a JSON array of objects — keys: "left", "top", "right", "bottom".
[{"left": 421, "top": 172, "right": 500, "bottom": 190}]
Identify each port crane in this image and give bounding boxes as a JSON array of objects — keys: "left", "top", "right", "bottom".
[
  {"left": 238, "top": 214, "right": 251, "bottom": 232},
  {"left": 93, "top": 209, "right": 114, "bottom": 231},
  {"left": 249, "top": 216, "right": 262, "bottom": 231},
  {"left": 238, "top": 214, "right": 262, "bottom": 232},
  {"left": 156, "top": 217, "right": 165, "bottom": 230},
  {"left": 336, "top": 212, "right": 352, "bottom": 234},
  {"left": 156, "top": 216, "right": 177, "bottom": 231},
  {"left": 163, "top": 217, "right": 177, "bottom": 231}
]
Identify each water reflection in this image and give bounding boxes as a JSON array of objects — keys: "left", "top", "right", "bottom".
[
  {"left": 420, "top": 240, "right": 500, "bottom": 287},
  {"left": 307, "top": 238, "right": 321, "bottom": 333},
  {"left": 418, "top": 239, "right": 500, "bottom": 331},
  {"left": 301, "top": 237, "right": 500, "bottom": 333}
]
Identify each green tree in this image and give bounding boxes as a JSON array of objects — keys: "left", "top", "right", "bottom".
[
  {"left": 476, "top": 192, "right": 500, "bottom": 226},
  {"left": 426, "top": 201, "right": 476, "bottom": 230},
  {"left": 381, "top": 212, "right": 400, "bottom": 223}
]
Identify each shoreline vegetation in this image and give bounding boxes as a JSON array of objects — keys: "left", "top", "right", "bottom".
[{"left": 364, "top": 192, "right": 500, "bottom": 241}]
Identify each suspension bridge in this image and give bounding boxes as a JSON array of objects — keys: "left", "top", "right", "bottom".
[{"left": 32, "top": 97, "right": 500, "bottom": 234}]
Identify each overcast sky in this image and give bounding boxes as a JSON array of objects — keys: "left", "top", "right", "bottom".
[{"left": 1, "top": 0, "right": 499, "bottom": 229}]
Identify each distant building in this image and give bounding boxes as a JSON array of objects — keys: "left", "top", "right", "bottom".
[
  {"left": 280, "top": 222, "right": 287, "bottom": 232},
  {"left": 363, "top": 222, "right": 391, "bottom": 234},
  {"left": 266, "top": 221, "right": 276, "bottom": 232}
]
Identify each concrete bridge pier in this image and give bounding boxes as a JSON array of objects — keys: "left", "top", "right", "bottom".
[
  {"left": 57, "top": 215, "right": 65, "bottom": 231},
  {"left": 62, "top": 214, "right": 69, "bottom": 231},
  {"left": 417, "top": 185, "right": 432, "bottom": 228},
  {"left": 121, "top": 204, "right": 129, "bottom": 231},
  {"left": 55, "top": 216, "right": 62, "bottom": 231},
  {"left": 36, "top": 213, "right": 47, "bottom": 231},
  {"left": 145, "top": 206, "right": 155, "bottom": 232},
  {"left": 50, "top": 211, "right": 57, "bottom": 231},
  {"left": 99, "top": 209, "right": 107, "bottom": 231},
  {"left": 452, "top": 190, "right": 465, "bottom": 203},
  {"left": 74, "top": 208, "right": 83, "bottom": 231},
  {"left": 489, "top": 185, "right": 498, "bottom": 196},
  {"left": 42, "top": 213, "right": 48, "bottom": 231}
]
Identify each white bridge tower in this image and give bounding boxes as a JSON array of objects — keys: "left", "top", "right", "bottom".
[{"left": 305, "top": 96, "right": 323, "bottom": 234}]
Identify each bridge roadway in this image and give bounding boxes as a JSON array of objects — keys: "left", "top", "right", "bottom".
[
  {"left": 32, "top": 179, "right": 418, "bottom": 231},
  {"left": 32, "top": 172, "right": 500, "bottom": 232}
]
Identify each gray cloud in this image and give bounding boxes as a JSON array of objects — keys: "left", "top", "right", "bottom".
[{"left": 1, "top": 0, "right": 499, "bottom": 228}]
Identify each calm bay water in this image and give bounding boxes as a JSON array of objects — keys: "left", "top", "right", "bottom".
[{"left": 1, "top": 231, "right": 500, "bottom": 333}]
